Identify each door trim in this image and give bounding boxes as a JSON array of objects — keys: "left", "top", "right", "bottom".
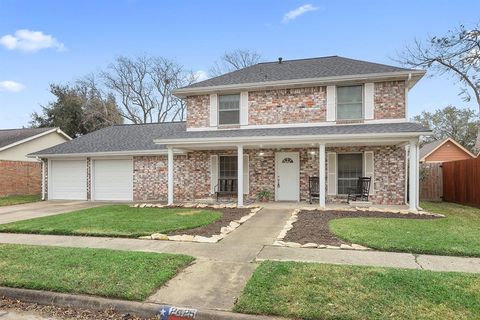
[{"left": 275, "top": 152, "right": 300, "bottom": 201}]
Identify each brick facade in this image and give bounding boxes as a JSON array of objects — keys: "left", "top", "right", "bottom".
[
  {"left": 0, "top": 160, "right": 41, "bottom": 197},
  {"left": 186, "top": 95, "right": 210, "bottom": 128},
  {"left": 374, "top": 80, "right": 406, "bottom": 119},
  {"left": 185, "top": 81, "right": 406, "bottom": 129},
  {"left": 248, "top": 87, "right": 326, "bottom": 125},
  {"left": 131, "top": 145, "right": 406, "bottom": 205}
]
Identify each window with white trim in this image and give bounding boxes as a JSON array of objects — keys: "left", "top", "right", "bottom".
[
  {"left": 337, "top": 153, "right": 363, "bottom": 194},
  {"left": 336, "top": 85, "right": 363, "bottom": 120},
  {"left": 218, "top": 94, "right": 240, "bottom": 125},
  {"left": 219, "top": 156, "right": 238, "bottom": 191}
]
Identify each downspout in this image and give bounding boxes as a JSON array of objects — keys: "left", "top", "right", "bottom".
[{"left": 38, "top": 157, "right": 45, "bottom": 201}]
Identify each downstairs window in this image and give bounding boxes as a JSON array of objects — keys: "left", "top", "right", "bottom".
[{"left": 337, "top": 153, "right": 363, "bottom": 194}]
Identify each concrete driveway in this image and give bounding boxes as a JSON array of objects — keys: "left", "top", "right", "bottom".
[{"left": 0, "top": 201, "right": 102, "bottom": 224}]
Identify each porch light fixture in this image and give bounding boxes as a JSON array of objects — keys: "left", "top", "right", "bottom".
[
  {"left": 259, "top": 152, "right": 265, "bottom": 156},
  {"left": 309, "top": 151, "right": 316, "bottom": 155}
]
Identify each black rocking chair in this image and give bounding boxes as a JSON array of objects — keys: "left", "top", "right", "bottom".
[
  {"left": 214, "top": 178, "right": 238, "bottom": 202},
  {"left": 347, "top": 177, "right": 372, "bottom": 203},
  {"left": 309, "top": 176, "right": 319, "bottom": 204}
]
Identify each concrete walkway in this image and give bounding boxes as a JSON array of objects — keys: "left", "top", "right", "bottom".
[
  {"left": 0, "top": 201, "right": 101, "bottom": 224},
  {"left": 257, "top": 246, "right": 480, "bottom": 273}
]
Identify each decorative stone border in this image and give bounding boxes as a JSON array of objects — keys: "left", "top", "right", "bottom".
[
  {"left": 131, "top": 203, "right": 261, "bottom": 243},
  {"left": 273, "top": 206, "right": 444, "bottom": 250}
]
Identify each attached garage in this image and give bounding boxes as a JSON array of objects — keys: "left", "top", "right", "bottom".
[
  {"left": 49, "top": 159, "right": 87, "bottom": 200},
  {"left": 92, "top": 159, "right": 133, "bottom": 201}
]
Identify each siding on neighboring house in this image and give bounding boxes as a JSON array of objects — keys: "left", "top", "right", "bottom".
[
  {"left": 424, "top": 141, "right": 474, "bottom": 163},
  {"left": 0, "top": 132, "right": 68, "bottom": 162}
]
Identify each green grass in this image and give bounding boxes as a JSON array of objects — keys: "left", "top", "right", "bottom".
[
  {"left": 0, "top": 195, "right": 41, "bottom": 206},
  {"left": 329, "top": 202, "right": 480, "bottom": 257},
  {"left": 234, "top": 261, "right": 480, "bottom": 320},
  {"left": 0, "top": 205, "right": 221, "bottom": 237},
  {"left": 0, "top": 244, "right": 193, "bottom": 301}
]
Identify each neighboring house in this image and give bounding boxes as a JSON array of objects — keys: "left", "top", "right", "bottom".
[
  {"left": 420, "top": 138, "right": 476, "bottom": 163},
  {"left": 0, "top": 127, "right": 70, "bottom": 197},
  {"left": 31, "top": 56, "right": 430, "bottom": 210}
]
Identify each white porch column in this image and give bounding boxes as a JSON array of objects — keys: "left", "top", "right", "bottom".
[
  {"left": 167, "top": 146, "right": 174, "bottom": 205},
  {"left": 319, "top": 143, "right": 326, "bottom": 208},
  {"left": 408, "top": 140, "right": 418, "bottom": 211},
  {"left": 237, "top": 145, "right": 244, "bottom": 207}
]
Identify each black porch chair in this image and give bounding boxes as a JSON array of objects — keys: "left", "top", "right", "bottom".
[
  {"left": 309, "top": 176, "right": 319, "bottom": 204},
  {"left": 347, "top": 177, "right": 372, "bottom": 203},
  {"left": 214, "top": 178, "right": 238, "bottom": 201}
]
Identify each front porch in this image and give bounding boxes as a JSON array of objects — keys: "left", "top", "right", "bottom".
[{"left": 158, "top": 139, "right": 420, "bottom": 211}]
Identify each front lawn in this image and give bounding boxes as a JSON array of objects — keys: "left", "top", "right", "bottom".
[
  {"left": 0, "top": 244, "right": 193, "bottom": 301},
  {"left": 0, "top": 205, "right": 221, "bottom": 237},
  {"left": 234, "top": 261, "right": 480, "bottom": 319},
  {"left": 330, "top": 202, "right": 480, "bottom": 257},
  {"left": 0, "top": 195, "right": 41, "bottom": 207}
]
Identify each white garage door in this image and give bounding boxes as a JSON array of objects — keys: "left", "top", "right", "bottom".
[
  {"left": 93, "top": 159, "right": 133, "bottom": 201},
  {"left": 49, "top": 160, "right": 87, "bottom": 200}
]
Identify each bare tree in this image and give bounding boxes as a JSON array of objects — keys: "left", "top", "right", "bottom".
[
  {"left": 101, "top": 56, "right": 196, "bottom": 124},
  {"left": 396, "top": 22, "right": 480, "bottom": 152},
  {"left": 209, "top": 49, "right": 262, "bottom": 77}
]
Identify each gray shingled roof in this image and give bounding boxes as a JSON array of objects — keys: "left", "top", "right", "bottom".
[
  {"left": 32, "top": 122, "right": 430, "bottom": 156},
  {"left": 0, "top": 127, "right": 55, "bottom": 149},
  {"left": 31, "top": 122, "right": 185, "bottom": 155},
  {"left": 183, "top": 56, "right": 418, "bottom": 89},
  {"left": 419, "top": 139, "right": 446, "bottom": 160}
]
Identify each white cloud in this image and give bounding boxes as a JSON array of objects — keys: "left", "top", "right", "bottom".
[
  {"left": 282, "top": 4, "right": 319, "bottom": 23},
  {"left": 0, "top": 80, "right": 25, "bottom": 92},
  {"left": 0, "top": 29, "right": 66, "bottom": 53},
  {"left": 194, "top": 70, "right": 209, "bottom": 82}
]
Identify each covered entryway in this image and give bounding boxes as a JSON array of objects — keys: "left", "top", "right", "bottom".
[
  {"left": 49, "top": 159, "right": 87, "bottom": 200},
  {"left": 275, "top": 152, "right": 300, "bottom": 201},
  {"left": 92, "top": 159, "right": 133, "bottom": 201}
]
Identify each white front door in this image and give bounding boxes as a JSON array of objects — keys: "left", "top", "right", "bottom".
[{"left": 275, "top": 152, "right": 300, "bottom": 201}]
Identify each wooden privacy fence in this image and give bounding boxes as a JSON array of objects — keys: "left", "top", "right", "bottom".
[
  {"left": 420, "top": 163, "right": 443, "bottom": 201},
  {"left": 443, "top": 157, "right": 480, "bottom": 208}
]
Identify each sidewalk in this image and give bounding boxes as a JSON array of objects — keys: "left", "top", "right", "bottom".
[{"left": 257, "top": 245, "right": 480, "bottom": 273}]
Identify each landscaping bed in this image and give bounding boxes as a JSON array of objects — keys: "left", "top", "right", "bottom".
[
  {"left": 0, "top": 244, "right": 193, "bottom": 301},
  {"left": 283, "top": 209, "right": 440, "bottom": 246},
  {"left": 234, "top": 261, "right": 480, "bottom": 319}
]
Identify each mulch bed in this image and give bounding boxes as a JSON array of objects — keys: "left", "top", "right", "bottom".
[
  {"left": 283, "top": 210, "right": 441, "bottom": 246},
  {"left": 168, "top": 207, "right": 251, "bottom": 237},
  {"left": 0, "top": 296, "right": 156, "bottom": 320}
]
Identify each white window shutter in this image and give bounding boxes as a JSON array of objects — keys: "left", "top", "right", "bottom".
[
  {"left": 326, "top": 86, "right": 336, "bottom": 121},
  {"left": 243, "top": 154, "right": 249, "bottom": 194},
  {"left": 210, "top": 155, "right": 218, "bottom": 194},
  {"left": 327, "top": 152, "right": 337, "bottom": 195},
  {"left": 209, "top": 94, "right": 218, "bottom": 127},
  {"left": 364, "top": 151, "right": 374, "bottom": 194},
  {"left": 364, "top": 83, "right": 374, "bottom": 120},
  {"left": 240, "top": 91, "right": 249, "bottom": 126}
]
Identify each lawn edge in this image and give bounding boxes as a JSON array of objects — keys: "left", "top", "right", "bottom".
[{"left": 0, "top": 286, "right": 276, "bottom": 320}]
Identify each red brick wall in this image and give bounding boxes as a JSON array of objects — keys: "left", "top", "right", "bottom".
[
  {"left": 374, "top": 81, "right": 406, "bottom": 119},
  {"left": 186, "top": 95, "right": 210, "bottom": 128},
  {"left": 0, "top": 160, "right": 41, "bottom": 197}
]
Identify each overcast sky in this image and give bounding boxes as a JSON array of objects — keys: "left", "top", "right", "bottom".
[{"left": 0, "top": 0, "right": 479, "bottom": 128}]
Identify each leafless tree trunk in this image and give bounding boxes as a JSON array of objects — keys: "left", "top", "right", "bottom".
[{"left": 396, "top": 23, "right": 480, "bottom": 153}]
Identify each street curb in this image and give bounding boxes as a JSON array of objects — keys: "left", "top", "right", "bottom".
[{"left": 0, "top": 286, "right": 277, "bottom": 319}]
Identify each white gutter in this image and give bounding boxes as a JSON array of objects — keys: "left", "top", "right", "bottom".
[
  {"left": 29, "top": 149, "right": 188, "bottom": 159},
  {"left": 154, "top": 131, "right": 432, "bottom": 146},
  {"left": 174, "top": 70, "right": 426, "bottom": 97}
]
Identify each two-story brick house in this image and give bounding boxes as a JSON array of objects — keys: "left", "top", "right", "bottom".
[{"left": 32, "top": 56, "right": 430, "bottom": 210}]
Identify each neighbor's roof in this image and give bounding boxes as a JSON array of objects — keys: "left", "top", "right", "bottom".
[
  {"left": 420, "top": 138, "right": 476, "bottom": 161},
  {"left": 176, "top": 56, "right": 423, "bottom": 93},
  {"left": 0, "top": 127, "right": 69, "bottom": 151},
  {"left": 32, "top": 122, "right": 431, "bottom": 156}
]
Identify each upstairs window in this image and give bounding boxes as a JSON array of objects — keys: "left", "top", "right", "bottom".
[
  {"left": 337, "top": 85, "right": 363, "bottom": 120},
  {"left": 218, "top": 94, "right": 240, "bottom": 125}
]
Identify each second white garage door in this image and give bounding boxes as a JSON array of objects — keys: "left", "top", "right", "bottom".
[{"left": 92, "top": 159, "right": 133, "bottom": 201}]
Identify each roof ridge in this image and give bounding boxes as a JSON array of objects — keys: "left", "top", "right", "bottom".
[
  {"left": 257, "top": 55, "right": 339, "bottom": 64},
  {"left": 113, "top": 121, "right": 186, "bottom": 127}
]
